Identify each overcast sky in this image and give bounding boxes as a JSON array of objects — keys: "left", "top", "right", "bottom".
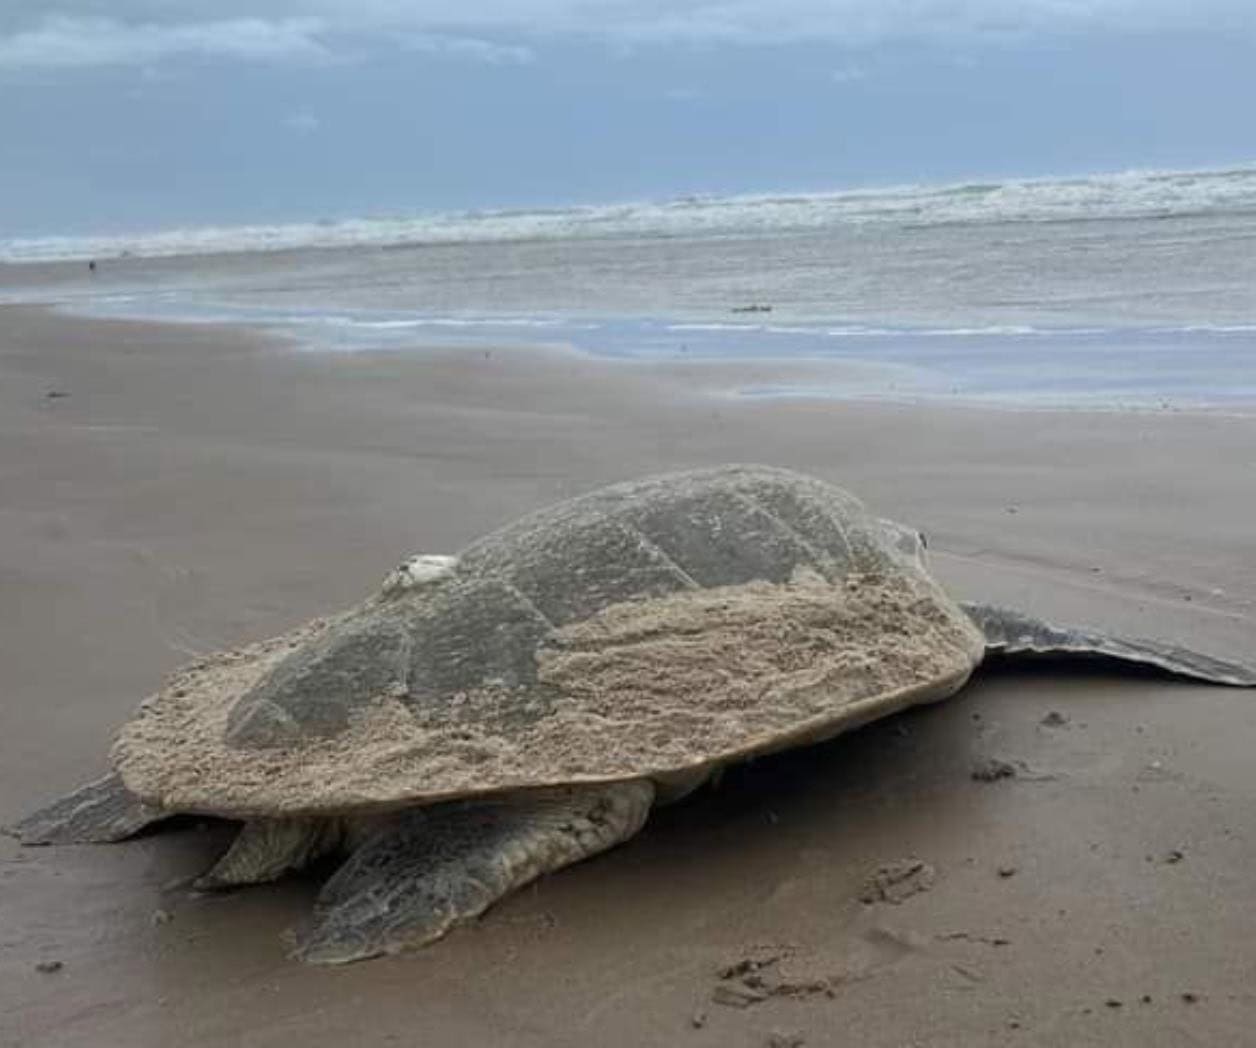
[{"left": 3, "top": 2, "right": 1254, "bottom": 236}]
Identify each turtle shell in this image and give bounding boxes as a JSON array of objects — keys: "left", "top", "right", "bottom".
[{"left": 113, "top": 466, "right": 984, "bottom": 816}]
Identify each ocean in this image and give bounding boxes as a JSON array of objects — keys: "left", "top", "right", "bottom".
[{"left": 4, "top": 164, "right": 1256, "bottom": 410}]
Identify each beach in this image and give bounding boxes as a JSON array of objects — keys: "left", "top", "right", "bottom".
[{"left": 1, "top": 302, "right": 1254, "bottom": 1046}]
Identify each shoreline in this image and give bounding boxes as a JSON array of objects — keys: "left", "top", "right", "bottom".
[
  {"left": 3, "top": 301, "right": 1253, "bottom": 630},
  {"left": 2, "top": 303, "right": 1254, "bottom": 1047},
  {"left": 10, "top": 295, "right": 1256, "bottom": 416}
]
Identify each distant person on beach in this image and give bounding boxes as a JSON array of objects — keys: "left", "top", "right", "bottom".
[{"left": 88, "top": 260, "right": 96, "bottom": 273}]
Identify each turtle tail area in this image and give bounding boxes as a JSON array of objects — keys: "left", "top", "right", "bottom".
[
  {"left": 962, "top": 602, "right": 1256, "bottom": 687},
  {"left": 7, "top": 772, "right": 168, "bottom": 845}
]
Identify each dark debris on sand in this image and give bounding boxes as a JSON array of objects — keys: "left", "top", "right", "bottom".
[
  {"left": 710, "top": 947, "right": 838, "bottom": 1010},
  {"left": 971, "top": 757, "right": 1018, "bottom": 782},
  {"left": 859, "top": 859, "right": 936, "bottom": 904}
]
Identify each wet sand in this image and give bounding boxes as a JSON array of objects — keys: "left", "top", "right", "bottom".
[{"left": 1, "top": 304, "right": 1254, "bottom": 1047}]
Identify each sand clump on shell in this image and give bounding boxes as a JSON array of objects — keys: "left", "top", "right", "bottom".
[{"left": 113, "top": 567, "right": 980, "bottom": 818}]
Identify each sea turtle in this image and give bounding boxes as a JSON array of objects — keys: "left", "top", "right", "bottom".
[{"left": 12, "top": 465, "right": 1254, "bottom": 964}]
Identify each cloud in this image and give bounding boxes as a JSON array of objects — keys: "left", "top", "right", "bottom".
[
  {"left": 252, "top": 0, "right": 1256, "bottom": 43},
  {"left": 398, "top": 33, "right": 533, "bottom": 64},
  {"left": 0, "top": 13, "right": 533, "bottom": 72},
  {"left": 830, "top": 66, "right": 867, "bottom": 83},
  {"left": 545, "top": 0, "right": 1256, "bottom": 44},
  {"left": 284, "top": 111, "right": 321, "bottom": 133},
  {"left": 1, "top": 2, "right": 1251, "bottom": 71},
  {"left": 0, "top": 16, "right": 330, "bottom": 69}
]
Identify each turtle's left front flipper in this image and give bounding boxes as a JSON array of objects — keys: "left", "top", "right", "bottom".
[
  {"left": 293, "top": 779, "right": 655, "bottom": 965},
  {"left": 8, "top": 772, "right": 168, "bottom": 845},
  {"left": 962, "top": 602, "right": 1256, "bottom": 687}
]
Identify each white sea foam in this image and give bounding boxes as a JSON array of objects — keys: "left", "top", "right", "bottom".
[
  {"left": 316, "top": 315, "right": 579, "bottom": 331},
  {"left": 351, "top": 319, "right": 429, "bottom": 330},
  {"left": 426, "top": 317, "right": 568, "bottom": 328},
  {"left": 916, "top": 325, "right": 1038, "bottom": 336},
  {"left": 5, "top": 163, "right": 1256, "bottom": 264},
  {"left": 670, "top": 321, "right": 1058, "bottom": 338},
  {"left": 824, "top": 326, "right": 900, "bottom": 337},
  {"left": 1175, "top": 323, "right": 1256, "bottom": 334},
  {"left": 666, "top": 322, "right": 760, "bottom": 332}
]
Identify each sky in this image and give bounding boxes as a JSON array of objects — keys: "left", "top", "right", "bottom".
[{"left": 2, "top": 2, "right": 1255, "bottom": 236}]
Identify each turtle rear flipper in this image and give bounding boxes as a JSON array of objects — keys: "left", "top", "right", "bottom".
[
  {"left": 293, "top": 779, "right": 654, "bottom": 965},
  {"left": 9, "top": 772, "right": 167, "bottom": 845},
  {"left": 963, "top": 602, "right": 1256, "bottom": 687},
  {"left": 195, "top": 817, "right": 344, "bottom": 890}
]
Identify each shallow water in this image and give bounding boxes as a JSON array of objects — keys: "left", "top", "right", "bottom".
[{"left": 3, "top": 164, "right": 1256, "bottom": 410}]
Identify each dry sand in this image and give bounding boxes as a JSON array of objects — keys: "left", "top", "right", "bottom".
[{"left": 1, "top": 303, "right": 1254, "bottom": 1047}]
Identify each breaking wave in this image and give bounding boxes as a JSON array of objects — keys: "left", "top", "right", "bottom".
[{"left": 4, "top": 164, "right": 1256, "bottom": 264}]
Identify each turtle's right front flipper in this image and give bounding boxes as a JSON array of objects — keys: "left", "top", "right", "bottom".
[
  {"left": 962, "top": 602, "right": 1256, "bottom": 687},
  {"left": 8, "top": 772, "right": 168, "bottom": 845},
  {"left": 293, "top": 779, "right": 654, "bottom": 965}
]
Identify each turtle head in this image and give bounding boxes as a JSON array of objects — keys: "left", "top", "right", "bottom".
[{"left": 875, "top": 517, "right": 930, "bottom": 574}]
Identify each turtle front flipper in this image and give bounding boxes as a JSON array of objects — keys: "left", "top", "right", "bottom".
[
  {"left": 9, "top": 772, "right": 167, "bottom": 845},
  {"left": 962, "top": 602, "right": 1256, "bottom": 687},
  {"left": 292, "top": 779, "right": 654, "bottom": 965}
]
